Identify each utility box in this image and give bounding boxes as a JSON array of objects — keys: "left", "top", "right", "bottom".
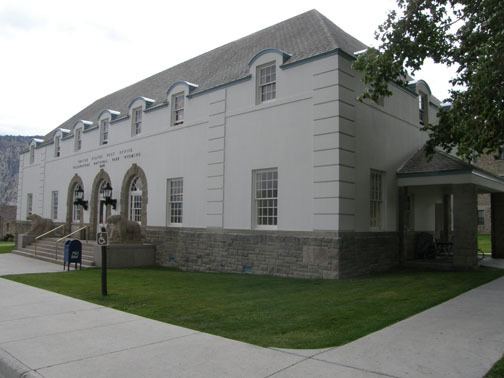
[{"left": 64, "top": 239, "right": 82, "bottom": 270}]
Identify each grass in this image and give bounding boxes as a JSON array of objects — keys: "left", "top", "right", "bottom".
[
  {"left": 0, "top": 241, "right": 15, "bottom": 254},
  {"left": 6, "top": 267, "right": 504, "bottom": 349},
  {"left": 486, "top": 355, "right": 504, "bottom": 378},
  {"left": 479, "top": 234, "right": 492, "bottom": 255}
]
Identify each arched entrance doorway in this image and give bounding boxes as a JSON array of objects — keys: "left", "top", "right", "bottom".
[
  {"left": 66, "top": 174, "right": 85, "bottom": 234},
  {"left": 120, "top": 164, "right": 148, "bottom": 226},
  {"left": 90, "top": 169, "right": 113, "bottom": 235}
]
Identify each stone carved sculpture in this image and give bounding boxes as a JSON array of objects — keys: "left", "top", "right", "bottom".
[
  {"left": 106, "top": 215, "right": 143, "bottom": 243},
  {"left": 27, "top": 213, "right": 55, "bottom": 236}
]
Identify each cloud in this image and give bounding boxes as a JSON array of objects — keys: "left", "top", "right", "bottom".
[
  {"left": 87, "top": 22, "right": 128, "bottom": 42},
  {"left": 0, "top": 7, "right": 45, "bottom": 34}
]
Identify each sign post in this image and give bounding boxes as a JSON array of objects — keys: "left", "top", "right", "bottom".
[{"left": 96, "top": 228, "right": 109, "bottom": 296}]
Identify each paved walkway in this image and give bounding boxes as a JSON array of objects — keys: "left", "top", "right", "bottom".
[
  {"left": 481, "top": 257, "right": 504, "bottom": 269},
  {"left": 0, "top": 254, "right": 503, "bottom": 377},
  {"left": 0, "top": 253, "right": 61, "bottom": 275}
]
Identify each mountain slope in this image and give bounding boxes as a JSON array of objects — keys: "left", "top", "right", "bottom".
[{"left": 0, "top": 135, "right": 33, "bottom": 205}]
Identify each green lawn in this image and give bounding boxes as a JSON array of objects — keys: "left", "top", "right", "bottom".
[
  {"left": 0, "top": 241, "right": 15, "bottom": 254},
  {"left": 479, "top": 234, "right": 492, "bottom": 255},
  {"left": 486, "top": 355, "right": 504, "bottom": 378},
  {"left": 6, "top": 267, "right": 504, "bottom": 349}
]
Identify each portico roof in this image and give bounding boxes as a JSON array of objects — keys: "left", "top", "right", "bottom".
[{"left": 397, "top": 147, "right": 504, "bottom": 193}]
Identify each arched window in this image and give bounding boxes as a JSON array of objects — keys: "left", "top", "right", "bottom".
[
  {"left": 54, "top": 135, "right": 61, "bottom": 157},
  {"left": 29, "top": 145, "right": 35, "bottom": 164},
  {"left": 73, "top": 184, "right": 82, "bottom": 222},
  {"left": 129, "top": 176, "right": 143, "bottom": 223},
  {"left": 98, "top": 180, "right": 110, "bottom": 224}
]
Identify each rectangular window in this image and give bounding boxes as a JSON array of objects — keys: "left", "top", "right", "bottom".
[
  {"left": 74, "top": 128, "right": 82, "bottom": 151},
  {"left": 26, "top": 193, "right": 33, "bottom": 218},
  {"left": 171, "top": 93, "right": 185, "bottom": 126},
  {"left": 253, "top": 168, "right": 278, "bottom": 227},
  {"left": 129, "top": 193, "right": 142, "bottom": 222},
  {"left": 54, "top": 137, "right": 60, "bottom": 157},
  {"left": 100, "top": 119, "right": 109, "bottom": 145},
  {"left": 478, "top": 209, "right": 485, "bottom": 225},
  {"left": 51, "top": 191, "right": 58, "bottom": 220},
  {"left": 29, "top": 146, "right": 35, "bottom": 164},
  {"left": 257, "top": 63, "right": 276, "bottom": 103},
  {"left": 167, "top": 178, "right": 183, "bottom": 224},
  {"left": 419, "top": 93, "right": 428, "bottom": 125},
  {"left": 370, "top": 170, "right": 384, "bottom": 229},
  {"left": 132, "top": 107, "right": 142, "bottom": 135}
]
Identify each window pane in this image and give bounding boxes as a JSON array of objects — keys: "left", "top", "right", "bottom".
[
  {"left": 254, "top": 168, "right": 278, "bottom": 226},
  {"left": 168, "top": 178, "right": 183, "bottom": 224},
  {"left": 370, "top": 170, "right": 383, "bottom": 228}
]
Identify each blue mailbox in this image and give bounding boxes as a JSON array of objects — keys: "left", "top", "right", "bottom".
[{"left": 64, "top": 239, "right": 82, "bottom": 271}]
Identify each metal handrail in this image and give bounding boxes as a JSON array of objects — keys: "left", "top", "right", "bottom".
[
  {"left": 34, "top": 224, "right": 65, "bottom": 257},
  {"left": 55, "top": 226, "right": 88, "bottom": 261},
  {"left": 35, "top": 224, "right": 64, "bottom": 240},
  {"left": 56, "top": 226, "right": 88, "bottom": 243}
]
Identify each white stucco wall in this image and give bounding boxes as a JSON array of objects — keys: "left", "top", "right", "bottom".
[{"left": 17, "top": 50, "right": 438, "bottom": 234}]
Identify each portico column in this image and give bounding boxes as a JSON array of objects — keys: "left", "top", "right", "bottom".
[
  {"left": 491, "top": 193, "right": 504, "bottom": 259},
  {"left": 452, "top": 184, "right": 478, "bottom": 268},
  {"left": 398, "top": 186, "right": 408, "bottom": 264}
]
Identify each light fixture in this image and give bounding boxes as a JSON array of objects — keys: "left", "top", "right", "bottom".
[
  {"left": 102, "top": 182, "right": 117, "bottom": 210},
  {"left": 73, "top": 186, "right": 88, "bottom": 210}
]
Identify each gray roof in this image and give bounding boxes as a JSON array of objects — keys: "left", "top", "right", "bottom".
[
  {"left": 397, "top": 147, "right": 502, "bottom": 179},
  {"left": 40, "top": 9, "right": 366, "bottom": 145}
]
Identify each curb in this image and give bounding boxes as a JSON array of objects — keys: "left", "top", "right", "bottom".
[{"left": 0, "top": 348, "right": 42, "bottom": 378}]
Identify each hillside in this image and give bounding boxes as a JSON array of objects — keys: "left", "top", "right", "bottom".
[{"left": 0, "top": 135, "right": 34, "bottom": 205}]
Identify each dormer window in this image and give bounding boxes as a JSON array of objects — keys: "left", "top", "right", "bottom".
[
  {"left": 171, "top": 93, "right": 184, "bottom": 126},
  {"left": 54, "top": 136, "right": 61, "bottom": 157},
  {"left": 29, "top": 145, "right": 35, "bottom": 164},
  {"left": 132, "top": 107, "right": 142, "bottom": 136},
  {"left": 257, "top": 62, "right": 276, "bottom": 104},
  {"left": 419, "top": 93, "right": 428, "bottom": 125},
  {"left": 74, "top": 128, "right": 82, "bottom": 151},
  {"left": 100, "top": 119, "right": 109, "bottom": 145}
]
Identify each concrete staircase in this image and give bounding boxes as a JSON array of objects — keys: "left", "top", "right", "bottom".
[{"left": 12, "top": 237, "right": 96, "bottom": 267}]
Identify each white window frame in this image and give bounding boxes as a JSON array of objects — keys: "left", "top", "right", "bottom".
[
  {"left": 29, "top": 145, "right": 35, "bottom": 164},
  {"left": 167, "top": 178, "right": 183, "bottom": 225},
  {"left": 419, "top": 93, "right": 429, "bottom": 125},
  {"left": 100, "top": 119, "right": 109, "bottom": 145},
  {"left": 26, "top": 193, "right": 33, "bottom": 218},
  {"left": 51, "top": 191, "right": 58, "bottom": 220},
  {"left": 54, "top": 136, "right": 61, "bottom": 157},
  {"left": 128, "top": 176, "right": 142, "bottom": 223},
  {"left": 74, "top": 128, "right": 82, "bottom": 151},
  {"left": 252, "top": 168, "right": 278, "bottom": 229},
  {"left": 370, "top": 170, "right": 384, "bottom": 230},
  {"left": 171, "top": 93, "right": 185, "bottom": 126},
  {"left": 132, "top": 107, "right": 142, "bottom": 136},
  {"left": 256, "top": 62, "right": 276, "bottom": 104}
]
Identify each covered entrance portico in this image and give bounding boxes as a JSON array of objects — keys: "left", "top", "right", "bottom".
[{"left": 397, "top": 148, "right": 504, "bottom": 269}]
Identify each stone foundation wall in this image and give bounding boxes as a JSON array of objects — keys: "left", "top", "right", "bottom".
[
  {"left": 338, "top": 232, "right": 400, "bottom": 278},
  {"left": 145, "top": 227, "right": 400, "bottom": 279}
]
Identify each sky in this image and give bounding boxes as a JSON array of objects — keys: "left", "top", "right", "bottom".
[{"left": 0, "top": 0, "right": 457, "bottom": 136}]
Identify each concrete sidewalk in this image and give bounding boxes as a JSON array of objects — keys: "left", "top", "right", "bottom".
[
  {"left": 0, "top": 254, "right": 62, "bottom": 276},
  {"left": 0, "top": 255, "right": 503, "bottom": 377}
]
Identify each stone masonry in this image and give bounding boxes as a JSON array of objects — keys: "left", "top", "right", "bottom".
[{"left": 146, "top": 227, "right": 399, "bottom": 279}]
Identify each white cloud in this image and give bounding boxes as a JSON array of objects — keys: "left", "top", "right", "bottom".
[{"left": 0, "top": 0, "right": 456, "bottom": 136}]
